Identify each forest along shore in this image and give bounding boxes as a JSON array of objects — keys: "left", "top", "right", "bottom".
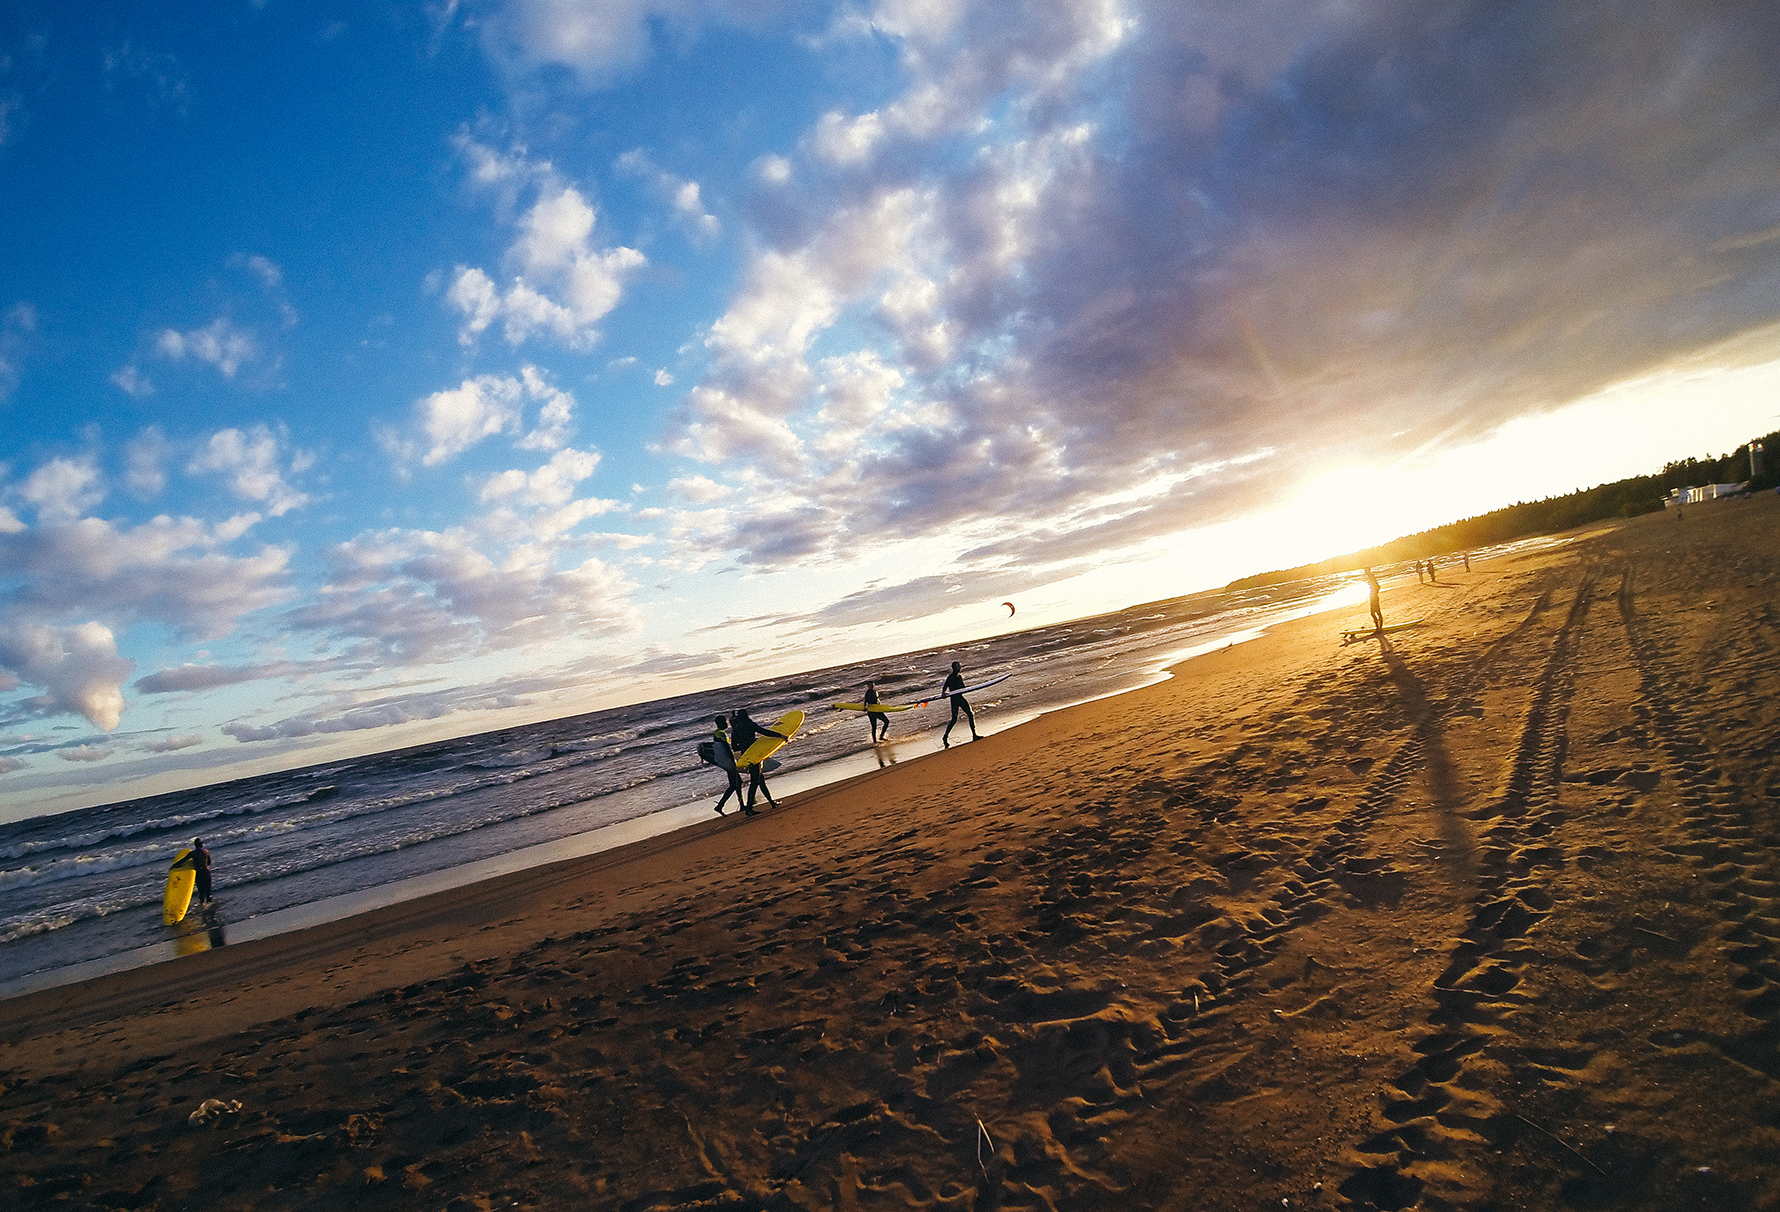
[{"left": 3, "top": 494, "right": 1777, "bottom": 1210}]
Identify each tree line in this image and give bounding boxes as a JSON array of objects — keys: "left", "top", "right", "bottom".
[{"left": 1227, "top": 428, "right": 1779, "bottom": 590}]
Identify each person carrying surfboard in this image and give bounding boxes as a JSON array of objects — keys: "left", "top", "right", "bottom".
[
  {"left": 192, "top": 838, "right": 214, "bottom": 907},
  {"left": 704, "top": 715, "right": 749, "bottom": 817},
  {"left": 862, "top": 681, "right": 891, "bottom": 743},
  {"left": 730, "top": 708, "right": 787, "bottom": 813},
  {"left": 1363, "top": 567, "right": 1384, "bottom": 633},
  {"left": 940, "top": 661, "right": 981, "bottom": 746}
]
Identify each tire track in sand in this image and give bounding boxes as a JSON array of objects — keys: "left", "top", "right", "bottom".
[
  {"left": 1616, "top": 568, "right": 1780, "bottom": 1081},
  {"left": 1338, "top": 572, "right": 1595, "bottom": 1210}
]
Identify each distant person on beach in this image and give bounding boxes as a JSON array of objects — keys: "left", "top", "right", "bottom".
[
  {"left": 940, "top": 661, "right": 981, "bottom": 747},
  {"left": 730, "top": 708, "right": 787, "bottom": 813},
  {"left": 1426, "top": 556, "right": 1438, "bottom": 583},
  {"left": 192, "top": 838, "right": 213, "bottom": 907},
  {"left": 863, "top": 681, "right": 891, "bottom": 743},
  {"left": 1414, "top": 560, "right": 1425, "bottom": 584},
  {"left": 708, "top": 714, "right": 746, "bottom": 816},
  {"left": 1462, "top": 551, "right": 1471, "bottom": 572},
  {"left": 1364, "top": 567, "right": 1384, "bottom": 633}
]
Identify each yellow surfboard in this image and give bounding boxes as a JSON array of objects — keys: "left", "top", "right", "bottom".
[
  {"left": 735, "top": 710, "right": 804, "bottom": 769},
  {"left": 163, "top": 848, "right": 197, "bottom": 925}
]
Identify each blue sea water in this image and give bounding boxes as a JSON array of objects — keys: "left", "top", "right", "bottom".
[{"left": 0, "top": 571, "right": 1396, "bottom": 994}]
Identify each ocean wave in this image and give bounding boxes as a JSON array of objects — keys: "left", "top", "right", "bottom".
[{"left": 0, "top": 784, "right": 341, "bottom": 864}]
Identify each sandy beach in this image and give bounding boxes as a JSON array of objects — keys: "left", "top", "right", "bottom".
[{"left": 4, "top": 495, "right": 1777, "bottom": 1209}]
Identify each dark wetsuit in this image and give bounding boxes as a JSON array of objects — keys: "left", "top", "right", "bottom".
[
  {"left": 730, "top": 715, "right": 786, "bottom": 811},
  {"left": 711, "top": 726, "right": 744, "bottom": 814},
  {"left": 864, "top": 687, "right": 889, "bottom": 742},
  {"left": 1365, "top": 572, "right": 1383, "bottom": 632},
  {"left": 193, "top": 846, "right": 213, "bottom": 904},
  {"left": 942, "top": 671, "right": 978, "bottom": 743}
]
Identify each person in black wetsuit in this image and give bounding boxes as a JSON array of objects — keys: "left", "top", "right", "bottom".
[
  {"left": 708, "top": 714, "right": 746, "bottom": 816},
  {"left": 940, "top": 661, "right": 979, "bottom": 747},
  {"left": 1363, "top": 567, "right": 1384, "bottom": 633},
  {"left": 863, "top": 681, "right": 890, "bottom": 743},
  {"left": 192, "top": 837, "right": 214, "bottom": 906},
  {"left": 730, "top": 708, "right": 787, "bottom": 813}
]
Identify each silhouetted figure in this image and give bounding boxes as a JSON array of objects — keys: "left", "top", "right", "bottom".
[
  {"left": 941, "top": 661, "right": 980, "bottom": 746},
  {"left": 192, "top": 838, "right": 213, "bottom": 906},
  {"left": 730, "top": 708, "right": 787, "bottom": 812},
  {"left": 1414, "top": 560, "right": 1425, "bottom": 584},
  {"left": 1462, "top": 551, "right": 1471, "bottom": 572},
  {"left": 708, "top": 714, "right": 745, "bottom": 816},
  {"left": 863, "top": 681, "right": 890, "bottom": 743},
  {"left": 1426, "top": 556, "right": 1438, "bottom": 583},
  {"left": 1364, "top": 567, "right": 1384, "bottom": 633}
]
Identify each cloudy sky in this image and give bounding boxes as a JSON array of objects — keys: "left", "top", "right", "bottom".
[{"left": 3, "top": 1, "right": 1779, "bottom": 818}]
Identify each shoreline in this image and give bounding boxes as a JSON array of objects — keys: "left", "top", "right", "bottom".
[
  {"left": 0, "top": 580, "right": 1360, "bottom": 1003},
  {"left": 12, "top": 502, "right": 1770, "bottom": 1208}
]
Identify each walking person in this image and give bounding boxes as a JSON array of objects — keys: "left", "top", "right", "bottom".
[
  {"left": 1462, "top": 550, "right": 1471, "bottom": 572},
  {"left": 940, "top": 661, "right": 980, "bottom": 747},
  {"left": 192, "top": 838, "right": 214, "bottom": 907},
  {"left": 863, "top": 681, "right": 891, "bottom": 743},
  {"left": 705, "top": 714, "right": 746, "bottom": 816},
  {"left": 1414, "top": 560, "right": 1425, "bottom": 584},
  {"left": 1364, "top": 567, "right": 1384, "bottom": 633},
  {"left": 1426, "top": 555, "right": 1438, "bottom": 583},
  {"left": 730, "top": 708, "right": 787, "bottom": 813}
]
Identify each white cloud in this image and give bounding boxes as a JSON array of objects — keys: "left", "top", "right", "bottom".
[
  {"left": 154, "top": 317, "right": 259, "bottom": 378},
  {"left": 0, "top": 514, "right": 291, "bottom": 640},
  {"left": 653, "top": 368, "right": 674, "bottom": 386},
  {"left": 110, "top": 363, "right": 155, "bottom": 397},
  {"left": 513, "top": 365, "right": 575, "bottom": 451},
  {"left": 232, "top": 252, "right": 282, "bottom": 288},
  {"left": 142, "top": 732, "right": 203, "bottom": 753},
  {"left": 478, "top": 446, "right": 603, "bottom": 507},
  {"left": 811, "top": 109, "right": 885, "bottom": 165},
  {"left": 289, "top": 526, "right": 638, "bottom": 665},
  {"left": 124, "top": 426, "right": 170, "bottom": 497},
  {"left": 667, "top": 474, "right": 731, "bottom": 504},
  {"left": 0, "top": 302, "right": 36, "bottom": 401},
  {"left": 473, "top": 0, "right": 795, "bottom": 85},
  {"left": 0, "top": 621, "right": 133, "bottom": 730},
  {"left": 446, "top": 157, "right": 646, "bottom": 349},
  {"left": 617, "top": 148, "right": 721, "bottom": 242},
  {"left": 390, "top": 366, "right": 577, "bottom": 466},
  {"left": 754, "top": 154, "right": 792, "bottom": 185},
  {"left": 57, "top": 744, "right": 115, "bottom": 763},
  {"left": 187, "top": 425, "right": 312, "bottom": 515},
  {"left": 18, "top": 455, "right": 105, "bottom": 521}
]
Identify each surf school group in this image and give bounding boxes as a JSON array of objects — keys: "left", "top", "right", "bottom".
[
  {"left": 696, "top": 659, "right": 1006, "bottom": 817},
  {"left": 158, "top": 660, "right": 1009, "bottom": 924}
]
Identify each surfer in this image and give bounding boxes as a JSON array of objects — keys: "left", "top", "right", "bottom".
[
  {"left": 863, "top": 681, "right": 890, "bottom": 743},
  {"left": 730, "top": 708, "right": 787, "bottom": 813},
  {"left": 1363, "top": 567, "right": 1384, "bottom": 633},
  {"left": 192, "top": 838, "right": 213, "bottom": 907},
  {"left": 940, "top": 661, "right": 980, "bottom": 746},
  {"left": 708, "top": 714, "right": 746, "bottom": 816}
]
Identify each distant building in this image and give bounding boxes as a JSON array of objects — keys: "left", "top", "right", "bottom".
[{"left": 1664, "top": 482, "right": 1748, "bottom": 507}]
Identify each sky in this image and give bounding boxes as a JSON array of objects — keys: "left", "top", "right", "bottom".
[{"left": 3, "top": 1, "right": 1779, "bottom": 819}]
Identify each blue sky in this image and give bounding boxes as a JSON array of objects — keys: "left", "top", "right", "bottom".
[{"left": 4, "top": 0, "right": 1780, "bottom": 817}]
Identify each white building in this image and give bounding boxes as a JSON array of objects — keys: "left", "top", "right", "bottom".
[{"left": 1664, "top": 482, "right": 1748, "bottom": 507}]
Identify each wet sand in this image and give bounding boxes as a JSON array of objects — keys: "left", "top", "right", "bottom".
[{"left": 4, "top": 495, "right": 1778, "bottom": 1209}]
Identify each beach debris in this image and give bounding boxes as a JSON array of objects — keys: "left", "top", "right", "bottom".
[
  {"left": 1513, "top": 1112, "right": 1605, "bottom": 1175},
  {"left": 187, "top": 1098, "right": 243, "bottom": 1127},
  {"left": 975, "top": 1117, "right": 995, "bottom": 1174}
]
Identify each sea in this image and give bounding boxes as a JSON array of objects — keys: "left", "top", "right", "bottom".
[{"left": 0, "top": 562, "right": 1444, "bottom": 996}]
